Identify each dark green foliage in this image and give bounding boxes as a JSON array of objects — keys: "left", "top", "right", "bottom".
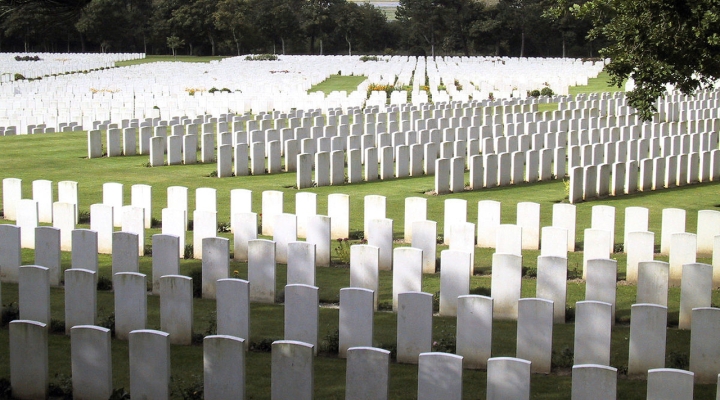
[
  {"left": 250, "top": 338, "right": 276, "bottom": 352},
  {"left": 432, "top": 329, "right": 456, "bottom": 353},
  {"left": 15, "top": 55, "right": 41, "bottom": 61},
  {"left": 108, "top": 388, "right": 130, "bottom": 400},
  {"left": 184, "top": 244, "right": 194, "bottom": 260},
  {"left": 552, "top": 347, "right": 574, "bottom": 369},
  {"left": 322, "top": 328, "right": 340, "bottom": 354},
  {"left": 1, "top": 302, "right": 19, "bottom": 327},
  {"left": 666, "top": 351, "right": 689, "bottom": 370},
  {"left": 190, "top": 267, "right": 202, "bottom": 297},
  {"left": 573, "top": 0, "right": 720, "bottom": 120},
  {"left": 48, "top": 374, "right": 73, "bottom": 400},
  {"left": 0, "top": 378, "right": 11, "bottom": 399},
  {"left": 50, "top": 319, "right": 66, "bottom": 334},
  {"left": 173, "top": 374, "right": 204, "bottom": 400},
  {"left": 96, "top": 276, "right": 113, "bottom": 291},
  {"left": 245, "top": 54, "right": 279, "bottom": 61}
]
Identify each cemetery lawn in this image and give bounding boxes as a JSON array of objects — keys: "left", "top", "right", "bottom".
[
  {"left": 308, "top": 74, "right": 368, "bottom": 95},
  {"left": 115, "top": 55, "right": 228, "bottom": 67},
  {"left": 1, "top": 121, "right": 720, "bottom": 397}
]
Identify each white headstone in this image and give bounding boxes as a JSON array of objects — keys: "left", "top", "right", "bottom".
[
  {"left": 271, "top": 340, "right": 314, "bottom": 400},
  {"left": 397, "top": 291, "right": 433, "bottom": 364},
  {"left": 129, "top": 330, "right": 171, "bottom": 399}
]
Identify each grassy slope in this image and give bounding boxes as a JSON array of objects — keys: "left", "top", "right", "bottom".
[
  {"left": 116, "top": 55, "right": 228, "bottom": 67},
  {"left": 0, "top": 69, "right": 719, "bottom": 398}
]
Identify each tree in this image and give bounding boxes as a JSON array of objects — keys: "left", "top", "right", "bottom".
[
  {"left": 573, "top": 0, "right": 720, "bottom": 120},
  {"left": 75, "top": 0, "right": 130, "bottom": 52},
  {"left": 396, "top": 0, "right": 447, "bottom": 57},
  {"left": 167, "top": 35, "right": 183, "bottom": 56},
  {"left": 213, "top": 0, "right": 248, "bottom": 55}
]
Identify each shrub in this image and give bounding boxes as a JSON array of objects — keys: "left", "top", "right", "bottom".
[
  {"left": 217, "top": 221, "right": 231, "bottom": 233},
  {"left": 1, "top": 302, "right": 19, "bottom": 326},
  {"left": 13, "top": 73, "right": 25, "bottom": 81},
  {"left": 666, "top": 351, "right": 689, "bottom": 369},
  {"left": 190, "top": 267, "right": 202, "bottom": 297},
  {"left": 432, "top": 329, "right": 456, "bottom": 353},
  {"left": 360, "top": 55, "right": 380, "bottom": 62},
  {"left": 77, "top": 209, "right": 91, "bottom": 224},
  {"left": 184, "top": 244, "right": 194, "bottom": 259},
  {"left": 173, "top": 374, "right": 204, "bottom": 400},
  {"left": 245, "top": 54, "right": 278, "bottom": 61},
  {"left": 321, "top": 328, "right": 340, "bottom": 354},
  {"left": 540, "top": 87, "right": 554, "bottom": 96},
  {"left": 552, "top": 347, "right": 574, "bottom": 368},
  {"left": 14, "top": 55, "right": 41, "bottom": 61},
  {"left": 48, "top": 373, "right": 72, "bottom": 400},
  {"left": 250, "top": 338, "right": 276, "bottom": 352},
  {"left": 97, "top": 276, "right": 113, "bottom": 291},
  {"left": 529, "top": 89, "right": 541, "bottom": 97}
]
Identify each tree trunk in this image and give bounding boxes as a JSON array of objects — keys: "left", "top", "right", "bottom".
[
  {"left": 281, "top": 37, "right": 285, "bottom": 55},
  {"left": 320, "top": 39, "right": 323, "bottom": 55},
  {"left": 561, "top": 32, "right": 566, "bottom": 58},
  {"left": 209, "top": 34, "right": 216, "bottom": 56},
  {"left": 346, "top": 34, "right": 351, "bottom": 56},
  {"left": 520, "top": 30, "right": 525, "bottom": 57},
  {"left": 232, "top": 29, "right": 240, "bottom": 56},
  {"left": 189, "top": 43, "right": 194, "bottom": 55}
]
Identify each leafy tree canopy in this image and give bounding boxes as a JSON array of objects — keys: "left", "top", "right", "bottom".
[{"left": 573, "top": 0, "right": 720, "bottom": 120}]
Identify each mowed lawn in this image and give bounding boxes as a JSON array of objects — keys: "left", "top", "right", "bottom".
[{"left": 0, "top": 72, "right": 719, "bottom": 398}]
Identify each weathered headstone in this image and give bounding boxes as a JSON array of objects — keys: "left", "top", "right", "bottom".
[
  {"left": 248, "top": 239, "right": 276, "bottom": 303},
  {"left": 19, "top": 265, "right": 50, "bottom": 325},
  {"left": 129, "top": 330, "right": 171, "bottom": 399},
  {"left": 160, "top": 275, "right": 194, "bottom": 345},
  {"left": 64, "top": 269, "right": 97, "bottom": 334},
  {"left": 417, "top": 352, "right": 464, "bottom": 400},
  {"left": 397, "top": 291, "right": 433, "bottom": 364},
  {"left": 271, "top": 340, "right": 314, "bottom": 400},
  {"left": 204, "top": 335, "right": 246, "bottom": 400},
  {"left": 70, "top": 325, "right": 112, "bottom": 400},
  {"left": 114, "top": 272, "right": 147, "bottom": 341},
  {"left": 628, "top": 303, "right": 667, "bottom": 377},
  {"left": 574, "top": 301, "right": 613, "bottom": 365},
  {"left": 571, "top": 364, "right": 617, "bottom": 400},
  {"left": 9, "top": 320, "right": 48, "bottom": 399},
  {"left": 284, "top": 284, "right": 319, "bottom": 354},
  {"left": 486, "top": 357, "right": 531, "bottom": 400},
  {"left": 456, "top": 295, "right": 493, "bottom": 369},
  {"left": 345, "top": 347, "right": 390, "bottom": 400}
]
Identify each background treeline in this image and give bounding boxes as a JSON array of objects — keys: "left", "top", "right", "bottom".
[{"left": 0, "top": 0, "right": 604, "bottom": 58}]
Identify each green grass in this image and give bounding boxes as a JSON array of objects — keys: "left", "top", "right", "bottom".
[
  {"left": 308, "top": 74, "right": 368, "bottom": 95},
  {"left": 116, "top": 55, "right": 228, "bottom": 67},
  {"left": 569, "top": 71, "right": 625, "bottom": 96},
  {"left": 1, "top": 75, "right": 719, "bottom": 398}
]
